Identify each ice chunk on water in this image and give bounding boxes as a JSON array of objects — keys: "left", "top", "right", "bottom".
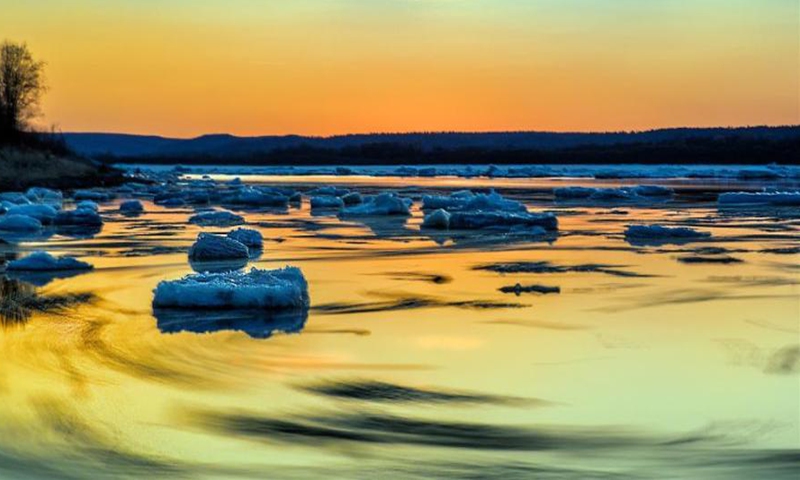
[
  {"left": 55, "top": 207, "right": 103, "bottom": 227},
  {"left": 74, "top": 189, "right": 113, "bottom": 202},
  {"left": 421, "top": 209, "right": 451, "bottom": 229},
  {"left": 76, "top": 200, "right": 99, "bottom": 212},
  {"left": 152, "top": 266, "right": 310, "bottom": 309},
  {"left": 339, "top": 193, "right": 411, "bottom": 216},
  {"left": 554, "top": 185, "right": 673, "bottom": 202},
  {"left": 25, "top": 187, "right": 63, "bottom": 208},
  {"left": 227, "top": 228, "right": 263, "bottom": 250},
  {"left": 422, "top": 190, "right": 526, "bottom": 212},
  {"left": 310, "top": 196, "right": 345, "bottom": 209},
  {"left": 624, "top": 225, "right": 711, "bottom": 246},
  {"left": 449, "top": 211, "right": 558, "bottom": 231},
  {"left": 189, "top": 233, "right": 250, "bottom": 261},
  {"left": 7, "top": 251, "right": 93, "bottom": 271},
  {"left": 0, "top": 214, "right": 42, "bottom": 231},
  {"left": 188, "top": 210, "right": 245, "bottom": 227},
  {"left": 120, "top": 200, "right": 144, "bottom": 214},
  {"left": 0, "top": 192, "right": 32, "bottom": 205},
  {"left": 5, "top": 204, "right": 58, "bottom": 224},
  {"left": 718, "top": 191, "right": 800, "bottom": 207},
  {"left": 422, "top": 190, "right": 476, "bottom": 210},
  {"left": 341, "top": 192, "right": 363, "bottom": 206}
]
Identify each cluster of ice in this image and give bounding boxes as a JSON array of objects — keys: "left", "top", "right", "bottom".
[
  {"left": 6, "top": 251, "right": 93, "bottom": 271},
  {"left": 119, "top": 200, "right": 144, "bottom": 214},
  {"left": 718, "top": 191, "right": 800, "bottom": 207},
  {"left": 188, "top": 233, "right": 249, "bottom": 261},
  {"left": 0, "top": 214, "right": 43, "bottom": 231},
  {"left": 25, "top": 187, "right": 63, "bottom": 208},
  {"left": 419, "top": 189, "right": 557, "bottom": 232},
  {"left": 554, "top": 185, "right": 673, "bottom": 202},
  {"left": 188, "top": 210, "right": 245, "bottom": 227},
  {"left": 152, "top": 266, "right": 310, "bottom": 310},
  {"left": 5, "top": 204, "right": 58, "bottom": 224},
  {"left": 624, "top": 225, "right": 711, "bottom": 244},
  {"left": 422, "top": 190, "right": 526, "bottom": 212},
  {"left": 227, "top": 228, "right": 263, "bottom": 250},
  {"left": 340, "top": 193, "right": 412, "bottom": 216}
]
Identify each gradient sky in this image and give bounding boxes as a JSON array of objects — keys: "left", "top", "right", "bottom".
[{"left": 2, "top": 0, "right": 798, "bottom": 137}]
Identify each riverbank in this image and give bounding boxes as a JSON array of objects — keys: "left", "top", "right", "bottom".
[{"left": 0, "top": 147, "right": 124, "bottom": 191}]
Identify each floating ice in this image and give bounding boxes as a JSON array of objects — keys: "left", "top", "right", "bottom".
[
  {"left": 421, "top": 209, "right": 451, "bottom": 230},
  {"left": 449, "top": 211, "right": 558, "bottom": 231},
  {"left": 422, "top": 190, "right": 526, "bottom": 212},
  {"left": 227, "top": 228, "right": 263, "bottom": 250},
  {"left": 310, "top": 196, "right": 345, "bottom": 209},
  {"left": 221, "top": 187, "right": 290, "bottom": 207},
  {"left": 73, "top": 189, "right": 113, "bottom": 202},
  {"left": 5, "top": 204, "right": 58, "bottom": 224},
  {"left": 119, "top": 200, "right": 144, "bottom": 214},
  {"left": 54, "top": 207, "right": 103, "bottom": 227},
  {"left": 6, "top": 251, "right": 93, "bottom": 271},
  {"left": 309, "top": 186, "right": 350, "bottom": 197},
  {"left": 624, "top": 225, "right": 711, "bottom": 246},
  {"left": 152, "top": 266, "right": 310, "bottom": 310},
  {"left": 0, "top": 214, "right": 42, "bottom": 231},
  {"left": 718, "top": 191, "right": 800, "bottom": 207},
  {"left": 341, "top": 192, "right": 363, "bottom": 206},
  {"left": 554, "top": 185, "right": 673, "bottom": 202},
  {"left": 340, "top": 193, "right": 411, "bottom": 216},
  {"left": 188, "top": 210, "right": 245, "bottom": 227},
  {"left": 189, "top": 233, "right": 250, "bottom": 261},
  {"left": 0, "top": 192, "right": 32, "bottom": 205},
  {"left": 25, "top": 187, "right": 63, "bottom": 208},
  {"left": 76, "top": 200, "right": 99, "bottom": 212}
]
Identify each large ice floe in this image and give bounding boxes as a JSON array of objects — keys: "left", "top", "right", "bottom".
[
  {"left": 54, "top": 207, "right": 104, "bottom": 227},
  {"left": 188, "top": 210, "right": 245, "bottom": 227},
  {"left": 189, "top": 233, "right": 250, "bottom": 261},
  {"left": 339, "top": 193, "right": 412, "bottom": 216},
  {"left": 419, "top": 190, "right": 557, "bottom": 232},
  {"left": 0, "top": 214, "right": 43, "bottom": 231},
  {"left": 6, "top": 251, "right": 93, "bottom": 271},
  {"left": 554, "top": 185, "right": 673, "bottom": 202},
  {"left": 624, "top": 225, "right": 711, "bottom": 246},
  {"left": 717, "top": 191, "right": 800, "bottom": 207},
  {"left": 310, "top": 196, "right": 345, "bottom": 210},
  {"left": 119, "top": 199, "right": 144, "bottom": 214},
  {"left": 152, "top": 266, "right": 310, "bottom": 310}
]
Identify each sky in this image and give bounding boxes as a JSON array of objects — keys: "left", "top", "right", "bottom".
[{"left": 2, "top": 0, "right": 798, "bottom": 137}]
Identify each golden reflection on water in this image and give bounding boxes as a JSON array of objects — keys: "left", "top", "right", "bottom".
[{"left": 0, "top": 178, "right": 798, "bottom": 478}]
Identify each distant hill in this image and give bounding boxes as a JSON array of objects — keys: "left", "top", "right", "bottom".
[{"left": 64, "top": 126, "right": 800, "bottom": 161}]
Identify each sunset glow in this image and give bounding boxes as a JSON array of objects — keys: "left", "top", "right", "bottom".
[{"left": 3, "top": 0, "right": 798, "bottom": 137}]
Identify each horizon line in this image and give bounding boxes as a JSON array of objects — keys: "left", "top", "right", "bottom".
[{"left": 58, "top": 123, "right": 800, "bottom": 141}]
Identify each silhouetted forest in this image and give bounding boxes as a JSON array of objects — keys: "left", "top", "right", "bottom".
[{"left": 97, "top": 133, "right": 800, "bottom": 166}]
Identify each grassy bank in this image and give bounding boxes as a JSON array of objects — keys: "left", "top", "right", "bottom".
[{"left": 0, "top": 147, "right": 124, "bottom": 191}]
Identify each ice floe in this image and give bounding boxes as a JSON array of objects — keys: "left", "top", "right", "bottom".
[
  {"left": 449, "top": 211, "right": 558, "bottom": 231},
  {"left": 188, "top": 210, "right": 245, "bottom": 227},
  {"left": 718, "top": 191, "right": 800, "bottom": 207},
  {"left": 310, "top": 196, "right": 345, "bottom": 210},
  {"left": 421, "top": 209, "right": 451, "bottom": 230},
  {"left": 339, "top": 193, "right": 412, "bottom": 216},
  {"left": 624, "top": 225, "right": 711, "bottom": 246},
  {"left": 54, "top": 207, "right": 104, "bottom": 227},
  {"left": 227, "top": 228, "right": 263, "bottom": 250},
  {"left": 152, "top": 266, "right": 310, "bottom": 310},
  {"left": 554, "top": 185, "right": 673, "bottom": 202},
  {"left": 119, "top": 200, "right": 144, "bottom": 214},
  {"left": 0, "top": 215, "right": 42, "bottom": 231},
  {"left": 5, "top": 204, "right": 58, "bottom": 224},
  {"left": 189, "top": 233, "right": 250, "bottom": 261},
  {"left": 6, "top": 251, "right": 93, "bottom": 271}
]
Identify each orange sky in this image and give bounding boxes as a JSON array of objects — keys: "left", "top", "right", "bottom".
[{"left": 2, "top": 0, "right": 798, "bottom": 137}]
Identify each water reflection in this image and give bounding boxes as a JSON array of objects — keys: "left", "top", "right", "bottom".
[{"left": 154, "top": 307, "right": 308, "bottom": 339}]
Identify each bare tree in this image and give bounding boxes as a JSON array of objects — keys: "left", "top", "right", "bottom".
[{"left": 0, "top": 41, "right": 45, "bottom": 141}]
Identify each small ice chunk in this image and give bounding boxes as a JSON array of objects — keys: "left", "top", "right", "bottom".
[
  {"left": 6, "top": 204, "right": 58, "bottom": 224},
  {"left": 120, "top": 200, "right": 144, "bottom": 214},
  {"left": 449, "top": 211, "right": 558, "bottom": 231},
  {"left": 152, "top": 266, "right": 310, "bottom": 310},
  {"left": 0, "top": 214, "right": 42, "bottom": 231},
  {"left": 188, "top": 210, "right": 245, "bottom": 227},
  {"left": 189, "top": 233, "right": 250, "bottom": 261},
  {"left": 625, "top": 225, "right": 711, "bottom": 241},
  {"left": 25, "top": 187, "right": 63, "bottom": 207},
  {"left": 310, "top": 196, "right": 345, "bottom": 209},
  {"left": 227, "top": 228, "right": 263, "bottom": 249},
  {"left": 630, "top": 185, "right": 674, "bottom": 197},
  {"left": 7, "top": 251, "right": 93, "bottom": 271},
  {"left": 77, "top": 200, "right": 99, "bottom": 212},
  {"left": 421, "top": 209, "right": 451, "bottom": 230},
  {"left": 341, "top": 192, "right": 363, "bottom": 206},
  {"left": 309, "top": 186, "right": 350, "bottom": 197},
  {"left": 340, "top": 193, "right": 411, "bottom": 216},
  {"left": 55, "top": 208, "right": 103, "bottom": 227}
]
